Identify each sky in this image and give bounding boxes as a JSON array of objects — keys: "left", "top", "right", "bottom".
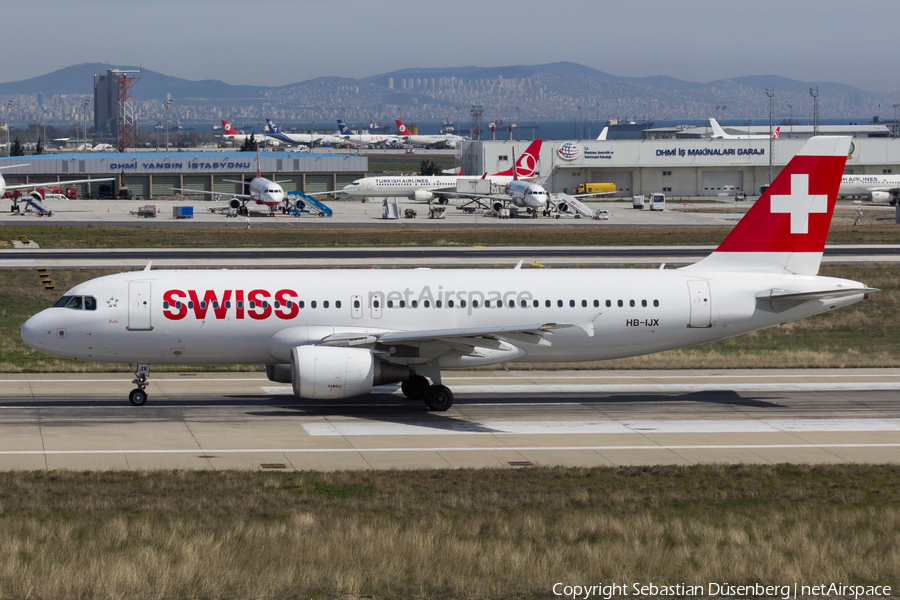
[{"left": 4, "top": 0, "right": 899, "bottom": 93}]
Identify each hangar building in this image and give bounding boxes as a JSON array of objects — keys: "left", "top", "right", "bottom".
[
  {"left": 0, "top": 151, "right": 366, "bottom": 199},
  {"left": 461, "top": 134, "right": 900, "bottom": 197}
]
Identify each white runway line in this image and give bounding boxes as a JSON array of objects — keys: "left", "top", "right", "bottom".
[
  {"left": 302, "top": 418, "right": 900, "bottom": 437},
  {"left": 0, "top": 443, "right": 898, "bottom": 456}
]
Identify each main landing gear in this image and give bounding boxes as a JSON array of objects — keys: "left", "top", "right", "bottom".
[
  {"left": 400, "top": 374, "right": 454, "bottom": 411},
  {"left": 129, "top": 363, "right": 149, "bottom": 406}
]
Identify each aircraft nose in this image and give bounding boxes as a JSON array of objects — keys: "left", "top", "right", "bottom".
[{"left": 21, "top": 312, "right": 51, "bottom": 351}]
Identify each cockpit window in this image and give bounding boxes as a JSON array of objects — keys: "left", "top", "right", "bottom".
[{"left": 53, "top": 295, "right": 97, "bottom": 310}]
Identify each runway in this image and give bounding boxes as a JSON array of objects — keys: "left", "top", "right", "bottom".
[
  {"left": 1, "top": 369, "right": 899, "bottom": 470},
  {"left": 3, "top": 244, "right": 899, "bottom": 268}
]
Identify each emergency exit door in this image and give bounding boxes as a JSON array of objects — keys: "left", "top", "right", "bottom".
[
  {"left": 127, "top": 282, "right": 153, "bottom": 331},
  {"left": 687, "top": 280, "right": 712, "bottom": 328}
]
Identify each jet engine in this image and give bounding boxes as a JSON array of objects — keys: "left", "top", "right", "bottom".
[
  {"left": 491, "top": 201, "right": 505, "bottom": 213},
  {"left": 289, "top": 346, "right": 410, "bottom": 399},
  {"left": 869, "top": 191, "right": 892, "bottom": 203},
  {"left": 413, "top": 190, "right": 434, "bottom": 202},
  {"left": 229, "top": 198, "right": 242, "bottom": 209}
]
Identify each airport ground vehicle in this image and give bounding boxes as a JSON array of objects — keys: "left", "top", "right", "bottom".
[
  {"left": 21, "top": 137, "right": 872, "bottom": 412},
  {"left": 594, "top": 209, "right": 610, "bottom": 220},
  {"left": 650, "top": 193, "right": 666, "bottom": 211},
  {"left": 633, "top": 195, "right": 645, "bottom": 209},
  {"left": 576, "top": 182, "right": 616, "bottom": 195}
]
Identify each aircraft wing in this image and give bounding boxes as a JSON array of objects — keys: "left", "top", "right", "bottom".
[
  {"left": 5, "top": 177, "right": 114, "bottom": 191},
  {"left": 570, "top": 192, "right": 616, "bottom": 198},
  {"left": 318, "top": 317, "right": 600, "bottom": 356},
  {"left": 171, "top": 188, "right": 253, "bottom": 200}
]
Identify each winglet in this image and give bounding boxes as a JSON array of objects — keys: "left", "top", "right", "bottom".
[
  {"left": 143, "top": 261, "right": 152, "bottom": 272},
  {"left": 514, "top": 259, "right": 524, "bottom": 270}
]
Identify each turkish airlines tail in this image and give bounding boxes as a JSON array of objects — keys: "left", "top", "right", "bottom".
[
  {"left": 772, "top": 127, "right": 781, "bottom": 139},
  {"left": 492, "top": 139, "right": 543, "bottom": 178},
  {"left": 395, "top": 119, "right": 411, "bottom": 136},
  {"left": 222, "top": 120, "right": 238, "bottom": 135},
  {"left": 686, "top": 136, "right": 851, "bottom": 276}
]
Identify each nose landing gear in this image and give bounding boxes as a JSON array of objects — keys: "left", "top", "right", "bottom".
[{"left": 129, "top": 363, "right": 150, "bottom": 406}]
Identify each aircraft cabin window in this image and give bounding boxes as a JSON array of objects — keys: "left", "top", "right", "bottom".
[
  {"left": 225, "top": 301, "right": 231, "bottom": 309},
  {"left": 176, "top": 302, "right": 183, "bottom": 309},
  {"left": 54, "top": 296, "right": 73, "bottom": 308},
  {"left": 509, "top": 300, "right": 515, "bottom": 308},
  {"left": 617, "top": 300, "right": 623, "bottom": 307},
  {"left": 163, "top": 301, "right": 170, "bottom": 309},
  {"left": 262, "top": 301, "right": 269, "bottom": 309},
  {"left": 200, "top": 301, "right": 207, "bottom": 310},
  {"left": 436, "top": 300, "right": 442, "bottom": 308},
  {"left": 335, "top": 300, "right": 341, "bottom": 309},
  {"left": 387, "top": 300, "right": 394, "bottom": 308},
  {"left": 411, "top": 300, "right": 417, "bottom": 308},
  {"left": 285, "top": 301, "right": 292, "bottom": 309},
  {"left": 594, "top": 300, "right": 599, "bottom": 308},
  {"left": 354, "top": 300, "right": 360, "bottom": 308},
  {"left": 448, "top": 300, "right": 455, "bottom": 308},
  {"left": 569, "top": 300, "right": 575, "bottom": 308},
  {"left": 189, "top": 301, "right": 195, "bottom": 309},
  {"left": 249, "top": 301, "right": 256, "bottom": 309},
  {"left": 533, "top": 300, "right": 539, "bottom": 308},
  {"left": 237, "top": 301, "right": 243, "bottom": 309},
  {"left": 642, "top": 300, "right": 647, "bottom": 307},
  {"left": 213, "top": 301, "right": 219, "bottom": 309},
  {"left": 653, "top": 300, "right": 659, "bottom": 307},
  {"left": 400, "top": 300, "right": 406, "bottom": 308},
  {"left": 521, "top": 300, "right": 528, "bottom": 308},
  {"left": 581, "top": 300, "right": 587, "bottom": 308},
  {"left": 311, "top": 301, "right": 317, "bottom": 309},
  {"left": 473, "top": 300, "right": 479, "bottom": 308},
  {"left": 298, "top": 301, "right": 304, "bottom": 309},
  {"left": 274, "top": 301, "right": 281, "bottom": 309},
  {"left": 557, "top": 300, "right": 563, "bottom": 308},
  {"left": 66, "top": 296, "right": 83, "bottom": 310},
  {"left": 424, "top": 300, "right": 430, "bottom": 308},
  {"left": 485, "top": 300, "right": 491, "bottom": 308},
  {"left": 323, "top": 301, "right": 329, "bottom": 308},
  {"left": 545, "top": 300, "right": 551, "bottom": 308},
  {"left": 606, "top": 300, "right": 611, "bottom": 308},
  {"left": 461, "top": 300, "right": 467, "bottom": 308},
  {"left": 630, "top": 300, "right": 636, "bottom": 307}
]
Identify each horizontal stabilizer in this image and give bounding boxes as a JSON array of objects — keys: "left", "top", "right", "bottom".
[{"left": 755, "top": 287, "right": 878, "bottom": 302}]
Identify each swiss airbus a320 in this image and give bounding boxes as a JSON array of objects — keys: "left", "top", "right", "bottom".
[{"left": 22, "top": 136, "right": 873, "bottom": 411}]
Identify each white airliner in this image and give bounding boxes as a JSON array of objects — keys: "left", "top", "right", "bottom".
[
  {"left": 839, "top": 174, "right": 900, "bottom": 205},
  {"left": 172, "top": 147, "right": 286, "bottom": 215},
  {"left": 265, "top": 119, "right": 344, "bottom": 147},
  {"left": 709, "top": 118, "right": 779, "bottom": 140},
  {"left": 458, "top": 148, "right": 550, "bottom": 216},
  {"left": 0, "top": 165, "right": 113, "bottom": 216},
  {"left": 337, "top": 120, "right": 401, "bottom": 147},
  {"left": 21, "top": 137, "right": 872, "bottom": 411},
  {"left": 340, "top": 139, "right": 543, "bottom": 203},
  {"left": 219, "top": 120, "right": 280, "bottom": 148},
  {"left": 395, "top": 119, "right": 464, "bottom": 148}
]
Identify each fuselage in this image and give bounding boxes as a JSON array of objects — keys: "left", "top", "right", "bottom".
[
  {"left": 839, "top": 175, "right": 900, "bottom": 200},
  {"left": 21, "top": 267, "right": 866, "bottom": 367},
  {"left": 248, "top": 177, "right": 285, "bottom": 208}
]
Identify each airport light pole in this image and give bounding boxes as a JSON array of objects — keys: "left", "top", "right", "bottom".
[
  {"left": 4, "top": 100, "right": 11, "bottom": 156},
  {"left": 516, "top": 106, "right": 520, "bottom": 141},
  {"left": 721, "top": 106, "right": 727, "bottom": 126},
  {"left": 82, "top": 99, "right": 90, "bottom": 152},
  {"left": 532, "top": 121, "right": 537, "bottom": 141},
  {"left": 164, "top": 96, "right": 173, "bottom": 152},
  {"left": 764, "top": 87, "right": 775, "bottom": 185},
  {"left": 893, "top": 104, "right": 899, "bottom": 137},
  {"left": 808, "top": 87, "right": 819, "bottom": 136},
  {"left": 788, "top": 104, "right": 793, "bottom": 138},
  {"left": 577, "top": 106, "right": 582, "bottom": 139}
]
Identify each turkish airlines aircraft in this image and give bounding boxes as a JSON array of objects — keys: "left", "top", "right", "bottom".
[
  {"left": 21, "top": 137, "right": 872, "bottom": 411},
  {"left": 1, "top": 165, "right": 113, "bottom": 216},
  {"left": 218, "top": 120, "right": 280, "bottom": 148},
  {"left": 709, "top": 118, "right": 780, "bottom": 140},
  {"left": 340, "top": 140, "right": 543, "bottom": 203},
  {"left": 395, "top": 119, "right": 464, "bottom": 148},
  {"left": 172, "top": 146, "right": 286, "bottom": 215},
  {"left": 839, "top": 174, "right": 900, "bottom": 205}
]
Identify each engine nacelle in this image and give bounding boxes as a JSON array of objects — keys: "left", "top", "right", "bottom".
[
  {"left": 413, "top": 190, "right": 434, "bottom": 202},
  {"left": 491, "top": 201, "right": 505, "bottom": 213},
  {"left": 869, "top": 191, "right": 892, "bottom": 203},
  {"left": 229, "top": 198, "right": 242, "bottom": 209},
  {"left": 265, "top": 364, "right": 292, "bottom": 384},
  {"left": 289, "top": 346, "right": 410, "bottom": 399}
]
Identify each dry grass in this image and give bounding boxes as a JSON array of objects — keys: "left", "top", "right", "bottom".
[{"left": 0, "top": 466, "right": 897, "bottom": 599}]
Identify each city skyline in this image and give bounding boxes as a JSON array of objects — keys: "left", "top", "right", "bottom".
[{"left": 3, "top": 0, "right": 899, "bottom": 94}]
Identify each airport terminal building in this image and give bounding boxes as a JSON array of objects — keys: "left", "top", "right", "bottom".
[
  {"left": 0, "top": 151, "right": 367, "bottom": 199},
  {"left": 462, "top": 129, "right": 900, "bottom": 197}
]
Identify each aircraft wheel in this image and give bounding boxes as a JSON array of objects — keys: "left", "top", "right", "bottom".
[
  {"left": 555, "top": 214, "right": 561, "bottom": 220},
  {"left": 129, "top": 388, "right": 148, "bottom": 406},
  {"left": 424, "top": 385, "right": 453, "bottom": 411},
  {"left": 401, "top": 375, "right": 429, "bottom": 400}
]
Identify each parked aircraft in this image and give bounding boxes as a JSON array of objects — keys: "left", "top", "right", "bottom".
[
  {"left": 839, "top": 174, "right": 900, "bottom": 205},
  {"left": 265, "top": 119, "right": 343, "bottom": 147},
  {"left": 218, "top": 120, "right": 280, "bottom": 147},
  {"left": 340, "top": 140, "right": 543, "bottom": 203},
  {"left": 395, "top": 119, "right": 464, "bottom": 148},
  {"left": 21, "top": 136, "right": 872, "bottom": 411},
  {"left": 709, "top": 118, "right": 779, "bottom": 140},
  {"left": 0, "top": 164, "right": 113, "bottom": 216},
  {"left": 337, "top": 120, "right": 401, "bottom": 147},
  {"left": 171, "top": 146, "right": 285, "bottom": 215},
  {"left": 456, "top": 148, "right": 550, "bottom": 216}
]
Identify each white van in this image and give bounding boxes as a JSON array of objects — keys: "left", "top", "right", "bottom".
[{"left": 650, "top": 193, "right": 666, "bottom": 211}]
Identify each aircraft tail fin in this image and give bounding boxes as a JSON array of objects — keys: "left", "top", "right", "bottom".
[
  {"left": 773, "top": 126, "right": 781, "bottom": 139},
  {"left": 597, "top": 127, "right": 609, "bottom": 141},
  {"left": 337, "top": 119, "right": 352, "bottom": 136},
  {"left": 395, "top": 119, "right": 410, "bottom": 135},
  {"left": 684, "top": 136, "right": 850, "bottom": 276},
  {"left": 265, "top": 118, "right": 281, "bottom": 135},
  {"left": 709, "top": 118, "right": 729, "bottom": 139},
  {"left": 222, "top": 120, "right": 237, "bottom": 135},
  {"left": 491, "top": 139, "right": 542, "bottom": 177}
]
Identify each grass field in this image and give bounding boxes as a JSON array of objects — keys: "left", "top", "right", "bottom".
[
  {"left": 0, "top": 466, "right": 897, "bottom": 599},
  {"left": 1, "top": 264, "right": 897, "bottom": 372},
  {"left": 2, "top": 222, "right": 899, "bottom": 248}
]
